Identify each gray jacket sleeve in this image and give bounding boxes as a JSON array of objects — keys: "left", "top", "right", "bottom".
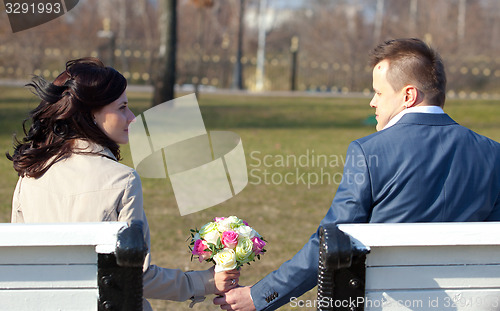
[{"left": 119, "top": 170, "right": 216, "bottom": 302}]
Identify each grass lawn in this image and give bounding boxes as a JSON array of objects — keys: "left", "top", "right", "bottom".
[{"left": 1, "top": 86, "right": 499, "bottom": 310}]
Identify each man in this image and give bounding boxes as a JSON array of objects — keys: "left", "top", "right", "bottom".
[{"left": 214, "top": 38, "right": 500, "bottom": 311}]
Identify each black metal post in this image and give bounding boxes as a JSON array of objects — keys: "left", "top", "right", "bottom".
[
  {"left": 290, "top": 36, "right": 299, "bottom": 91},
  {"left": 232, "top": 0, "right": 245, "bottom": 90}
]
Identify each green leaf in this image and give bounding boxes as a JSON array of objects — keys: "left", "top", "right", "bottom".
[{"left": 211, "top": 245, "right": 217, "bottom": 252}]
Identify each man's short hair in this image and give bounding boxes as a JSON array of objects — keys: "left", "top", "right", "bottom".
[{"left": 369, "top": 38, "right": 447, "bottom": 107}]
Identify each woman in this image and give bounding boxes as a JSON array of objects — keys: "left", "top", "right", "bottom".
[{"left": 8, "top": 58, "right": 239, "bottom": 310}]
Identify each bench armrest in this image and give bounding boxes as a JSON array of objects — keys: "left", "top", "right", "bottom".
[
  {"left": 99, "top": 220, "right": 147, "bottom": 311},
  {"left": 317, "top": 224, "right": 369, "bottom": 311}
]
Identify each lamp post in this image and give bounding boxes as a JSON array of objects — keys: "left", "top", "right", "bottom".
[
  {"left": 232, "top": 0, "right": 245, "bottom": 90},
  {"left": 97, "top": 18, "right": 115, "bottom": 67},
  {"left": 255, "top": 0, "right": 267, "bottom": 92},
  {"left": 290, "top": 36, "right": 299, "bottom": 91},
  {"left": 190, "top": 0, "right": 214, "bottom": 97}
]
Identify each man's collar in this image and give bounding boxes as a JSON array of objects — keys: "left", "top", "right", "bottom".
[{"left": 383, "top": 105, "right": 444, "bottom": 130}]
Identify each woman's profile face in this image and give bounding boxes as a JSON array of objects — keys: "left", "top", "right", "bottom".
[{"left": 93, "top": 91, "right": 135, "bottom": 145}]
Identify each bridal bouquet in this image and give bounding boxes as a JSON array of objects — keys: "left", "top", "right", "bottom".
[{"left": 188, "top": 216, "right": 267, "bottom": 272}]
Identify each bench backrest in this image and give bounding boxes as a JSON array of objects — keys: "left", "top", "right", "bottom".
[
  {"left": 317, "top": 222, "right": 500, "bottom": 311},
  {"left": 0, "top": 222, "right": 146, "bottom": 311}
]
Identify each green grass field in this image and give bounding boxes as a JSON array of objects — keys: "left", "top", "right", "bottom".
[{"left": 1, "top": 86, "right": 499, "bottom": 310}]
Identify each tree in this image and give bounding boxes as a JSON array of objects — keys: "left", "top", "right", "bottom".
[{"left": 153, "top": 0, "right": 177, "bottom": 106}]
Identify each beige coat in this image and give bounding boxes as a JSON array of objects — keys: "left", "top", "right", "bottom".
[{"left": 11, "top": 140, "right": 215, "bottom": 310}]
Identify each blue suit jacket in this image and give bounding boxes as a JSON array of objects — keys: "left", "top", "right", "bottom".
[{"left": 251, "top": 113, "right": 500, "bottom": 310}]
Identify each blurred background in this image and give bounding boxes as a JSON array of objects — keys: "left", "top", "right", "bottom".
[
  {"left": 2, "top": 1, "right": 500, "bottom": 310},
  {"left": 1, "top": 0, "right": 500, "bottom": 98}
]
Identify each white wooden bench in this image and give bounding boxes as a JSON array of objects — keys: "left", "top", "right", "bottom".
[
  {"left": 317, "top": 222, "right": 500, "bottom": 311},
  {"left": 0, "top": 221, "right": 147, "bottom": 311}
]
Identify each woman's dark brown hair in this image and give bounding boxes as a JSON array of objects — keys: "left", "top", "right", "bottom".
[{"left": 7, "top": 57, "right": 127, "bottom": 178}]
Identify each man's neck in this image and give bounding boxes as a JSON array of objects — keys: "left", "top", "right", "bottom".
[{"left": 383, "top": 105, "right": 445, "bottom": 130}]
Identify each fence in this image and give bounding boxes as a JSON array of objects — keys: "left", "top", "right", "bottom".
[{"left": 2, "top": 44, "right": 500, "bottom": 98}]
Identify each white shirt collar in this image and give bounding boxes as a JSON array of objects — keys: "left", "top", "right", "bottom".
[{"left": 383, "top": 105, "right": 444, "bottom": 130}]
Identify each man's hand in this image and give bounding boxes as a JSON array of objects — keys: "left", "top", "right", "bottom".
[
  {"left": 212, "top": 266, "right": 241, "bottom": 294},
  {"left": 213, "top": 286, "right": 256, "bottom": 311}
]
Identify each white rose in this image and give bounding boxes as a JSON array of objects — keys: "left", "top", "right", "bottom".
[
  {"left": 199, "top": 222, "right": 220, "bottom": 245},
  {"left": 204, "top": 230, "right": 221, "bottom": 245},
  {"left": 226, "top": 216, "right": 241, "bottom": 225},
  {"left": 235, "top": 225, "right": 257, "bottom": 238},
  {"left": 235, "top": 237, "right": 255, "bottom": 264},
  {"left": 217, "top": 219, "right": 232, "bottom": 233},
  {"left": 213, "top": 249, "right": 237, "bottom": 272},
  {"left": 218, "top": 216, "right": 243, "bottom": 232}
]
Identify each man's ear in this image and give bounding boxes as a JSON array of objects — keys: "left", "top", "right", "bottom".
[{"left": 403, "top": 86, "right": 418, "bottom": 108}]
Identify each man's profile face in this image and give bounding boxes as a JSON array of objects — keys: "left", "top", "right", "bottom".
[{"left": 369, "top": 60, "right": 406, "bottom": 131}]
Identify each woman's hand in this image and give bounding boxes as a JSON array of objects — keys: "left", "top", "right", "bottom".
[{"left": 211, "top": 266, "right": 241, "bottom": 295}]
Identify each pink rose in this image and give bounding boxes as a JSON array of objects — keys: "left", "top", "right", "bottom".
[
  {"left": 214, "top": 217, "right": 225, "bottom": 222},
  {"left": 192, "top": 239, "right": 211, "bottom": 262},
  {"left": 252, "top": 236, "right": 266, "bottom": 255},
  {"left": 221, "top": 230, "right": 239, "bottom": 249}
]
